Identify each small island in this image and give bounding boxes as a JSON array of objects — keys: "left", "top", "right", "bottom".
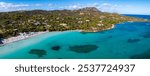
[{"left": 0, "top": 7, "right": 148, "bottom": 45}]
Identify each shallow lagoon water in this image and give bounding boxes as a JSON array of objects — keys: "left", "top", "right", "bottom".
[{"left": 0, "top": 22, "right": 150, "bottom": 59}]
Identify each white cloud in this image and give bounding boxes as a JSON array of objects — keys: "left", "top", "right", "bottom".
[
  {"left": 67, "top": 3, "right": 83, "bottom": 10},
  {"left": 0, "top": 2, "right": 29, "bottom": 12},
  {"left": 66, "top": 3, "right": 99, "bottom": 10},
  {"left": 72, "top": 5, "right": 79, "bottom": 9},
  {"left": 48, "top": 4, "right": 52, "bottom": 6},
  {"left": 0, "top": 2, "right": 29, "bottom": 9},
  {"left": 0, "top": 2, "right": 126, "bottom": 14},
  {"left": 117, "top": 5, "right": 150, "bottom": 15},
  {"left": 0, "top": 2, "right": 119, "bottom": 13},
  {"left": 98, "top": 3, "right": 118, "bottom": 13},
  {"left": 0, "top": 2, "right": 54, "bottom": 12},
  {"left": 69, "top": 5, "right": 81, "bottom": 9},
  {"left": 65, "top": 3, "right": 118, "bottom": 13},
  {"left": 34, "top": 4, "right": 43, "bottom": 6},
  {"left": 92, "top": 3, "right": 99, "bottom": 7}
]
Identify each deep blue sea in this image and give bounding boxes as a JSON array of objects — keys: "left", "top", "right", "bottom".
[
  {"left": 123, "top": 14, "right": 150, "bottom": 20},
  {"left": 0, "top": 15, "right": 150, "bottom": 59}
]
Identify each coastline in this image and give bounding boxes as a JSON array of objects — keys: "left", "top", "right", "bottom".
[
  {"left": 80, "top": 24, "right": 115, "bottom": 32},
  {"left": 1, "top": 31, "right": 49, "bottom": 45},
  {"left": 104, "top": 24, "right": 115, "bottom": 31},
  {"left": 0, "top": 30, "right": 82, "bottom": 46},
  {"left": 0, "top": 26, "right": 114, "bottom": 46}
]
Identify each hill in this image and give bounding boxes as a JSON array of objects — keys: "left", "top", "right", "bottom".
[{"left": 0, "top": 7, "right": 146, "bottom": 38}]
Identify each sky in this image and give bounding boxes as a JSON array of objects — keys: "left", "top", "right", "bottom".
[{"left": 0, "top": 0, "right": 150, "bottom": 15}]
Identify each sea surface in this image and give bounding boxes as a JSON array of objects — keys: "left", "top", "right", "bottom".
[
  {"left": 0, "top": 15, "right": 150, "bottom": 59},
  {"left": 123, "top": 14, "right": 150, "bottom": 20}
]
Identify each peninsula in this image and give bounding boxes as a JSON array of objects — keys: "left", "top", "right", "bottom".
[{"left": 0, "top": 7, "right": 147, "bottom": 44}]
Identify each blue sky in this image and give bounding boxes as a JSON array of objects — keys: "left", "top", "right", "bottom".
[{"left": 0, "top": 0, "right": 150, "bottom": 15}]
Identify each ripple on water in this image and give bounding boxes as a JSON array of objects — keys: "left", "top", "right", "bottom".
[
  {"left": 130, "top": 49, "right": 150, "bottom": 59},
  {"left": 127, "top": 39, "right": 140, "bottom": 43},
  {"left": 29, "top": 49, "right": 47, "bottom": 58},
  {"left": 69, "top": 45, "right": 98, "bottom": 53}
]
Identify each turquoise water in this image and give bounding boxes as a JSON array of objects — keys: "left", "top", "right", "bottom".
[{"left": 0, "top": 22, "right": 150, "bottom": 59}]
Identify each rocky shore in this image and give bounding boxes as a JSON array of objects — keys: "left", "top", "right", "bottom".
[{"left": 81, "top": 24, "right": 115, "bottom": 32}]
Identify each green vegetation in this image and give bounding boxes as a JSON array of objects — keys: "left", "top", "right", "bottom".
[{"left": 0, "top": 7, "right": 146, "bottom": 39}]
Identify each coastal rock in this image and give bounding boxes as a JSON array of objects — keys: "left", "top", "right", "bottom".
[
  {"left": 130, "top": 49, "right": 150, "bottom": 59},
  {"left": 29, "top": 49, "right": 47, "bottom": 58},
  {"left": 69, "top": 45, "right": 98, "bottom": 53},
  {"left": 80, "top": 32, "right": 89, "bottom": 34},
  {"left": 142, "top": 32, "right": 150, "bottom": 38},
  {"left": 51, "top": 46, "right": 61, "bottom": 51},
  {"left": 127, "top": 39, "right": 140, "bottom": 43}
]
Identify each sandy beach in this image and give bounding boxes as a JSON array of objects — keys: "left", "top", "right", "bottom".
[
  {"left": 104, "top": 24, "right": 115, "bottom": 31},
  {"left": 0, "top": 30, "right": 82, "bottom": 45},
  {"left": 0, "top": 28, "right": 112, "bottom": 45},
  {"left": 1, "top": 31, "right": 48, "bottom": 45}
]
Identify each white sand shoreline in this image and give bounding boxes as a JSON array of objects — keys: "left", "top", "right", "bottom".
[
  {"left": 0, "top": 30, "right": 81, "bottom": 45},
  {"left": 0, "top": 28, "right": 112, "bottom": 46},
  {"left": 1, "top": 31, "right": 49, "bottom": 45}
]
